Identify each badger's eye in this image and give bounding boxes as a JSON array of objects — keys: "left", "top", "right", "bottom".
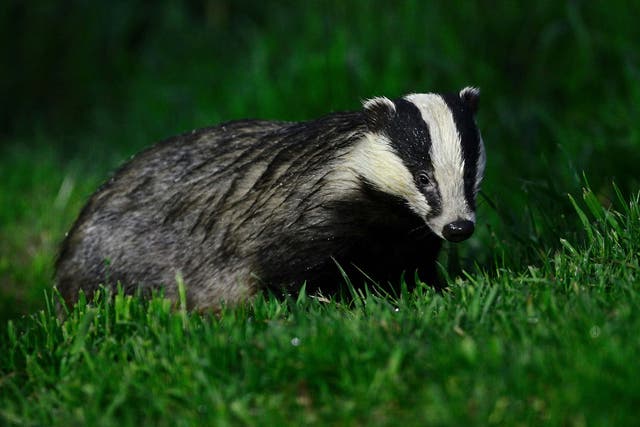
[{"left": 418, "top": 173, "right": 430, "bottom": 186}]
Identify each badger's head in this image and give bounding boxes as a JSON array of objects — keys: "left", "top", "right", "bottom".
[{"left": 357, "top": 87, "right": 485, "bottom": 242}]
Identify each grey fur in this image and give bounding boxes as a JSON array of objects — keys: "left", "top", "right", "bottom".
[{"left": 56, "top": 92, "right": 483, "bottom": 311}]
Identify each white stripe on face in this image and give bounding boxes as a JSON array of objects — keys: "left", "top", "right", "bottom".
[
  {"left": 404, "top": 94, "right": 474, "bottom": 237},
  {"left": 341, "top": 133, "right": 433, "bottom": 219}
]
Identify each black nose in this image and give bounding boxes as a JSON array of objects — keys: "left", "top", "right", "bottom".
[{"left": 442, "top": 220, "right": 475, "bottom": 242}]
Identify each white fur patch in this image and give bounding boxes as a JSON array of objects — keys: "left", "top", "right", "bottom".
[
  {"left": 362, "top": 96, "right": 396, "bottom": 113},
  {"left": 334, "top": 133, "right": 432, "bottom": 218},
  {"left": 459, "top": 86, "right": 480, "bottom": 100},
  {"left": 404, "top": 93, "right": 474, "bottom": 237}
]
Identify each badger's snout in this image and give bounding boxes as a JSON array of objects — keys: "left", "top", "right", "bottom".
[{"left": 442, "top": 220, "right": 475, "bottom": 242}]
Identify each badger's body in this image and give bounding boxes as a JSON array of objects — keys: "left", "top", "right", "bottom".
[{"left": 56, "top": 88, "right": 485, "bottom": 310}]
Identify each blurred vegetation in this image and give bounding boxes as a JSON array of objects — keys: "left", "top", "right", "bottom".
[{"left": 1, "top": 0, "right": 639, "bottom": 320}]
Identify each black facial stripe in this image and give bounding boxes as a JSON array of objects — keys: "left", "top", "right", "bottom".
[
  {"left": 412, "top": 169, "right": 441, "bottom": 219},
  {"left": 441, "top": 93, "right": 481, "bottom": 210},
  {"left": 381, "top": 98, "right": 445, "bottom": 218},
  {"left": 384, "top": 99, "right": 432, "bottom": 172},
  {"left": 424, "top": 186, "right": 442, "bottom": 219}
]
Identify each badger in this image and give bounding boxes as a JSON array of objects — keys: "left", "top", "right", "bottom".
[{"left": 55, "top": 87, "right": 485, "bottom": 310}]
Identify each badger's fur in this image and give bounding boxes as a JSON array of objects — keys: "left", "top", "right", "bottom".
[{"left": 55, "top": 87, "right": 485, "bottom": 310}]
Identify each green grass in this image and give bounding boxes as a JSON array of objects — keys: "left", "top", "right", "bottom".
[
  {"left": 2, "top": 1, "right": 640, "bottom": 425},
  {"left": 0, "top": 144, "right": 99, "bottom": 321},
  {"left": 1, "top": 188, "right": 639, "bottom": 426}
]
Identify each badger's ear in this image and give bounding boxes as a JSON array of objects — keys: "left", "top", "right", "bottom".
[
  {"left": 363, "top": 97, "right": 395, "bottom": 131},
  {"left": 459, "top": 86, "right": 480, "bottom": 114}
]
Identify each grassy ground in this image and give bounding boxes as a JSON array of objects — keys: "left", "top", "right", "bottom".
[
  {"left": 1, "top": 1, "right": 640, "bottom": 425},
  {"left": 1, "top": 189, "right": 639, "bottom": 425}
]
